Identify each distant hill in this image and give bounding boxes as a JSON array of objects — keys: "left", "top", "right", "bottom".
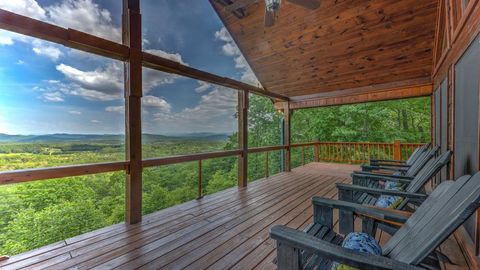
[{"left": 0, "top": 133, "right": 230, "bottom": 143}]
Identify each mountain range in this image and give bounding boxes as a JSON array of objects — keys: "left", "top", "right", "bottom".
[{"left": 0, "top": 133, "right": 230, "bottom": 143}]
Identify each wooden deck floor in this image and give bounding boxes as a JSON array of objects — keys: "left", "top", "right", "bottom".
[{"left": 0, "top": 162, "right": 470, "bottom": 270}]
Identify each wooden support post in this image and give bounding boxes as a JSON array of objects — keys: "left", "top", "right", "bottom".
[
  {"left": 301, "top": 146, "right": 305, "bottom": 166},
  {"left": 238, "top": 90, "right": 248, "bottom": 187},
  {"left": 198, "top": 160, "right": 203, "bottom": 199},
  {"left": 283, "top": 102, "right": 291, "bottom": 172},
  {"left": 393, "top": 139, "right": 402, "bottom": 160},
  {"left": 265, "top": 152, "right": 269, "bottom": 178},
  {"left": 313, "top": 140, "right": 320, "bottom": 162},
  {"left": 123, "top": 0, "right": 142, "bottom": 224}
]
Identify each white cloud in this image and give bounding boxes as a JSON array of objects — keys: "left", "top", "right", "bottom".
[
  {"left": 32, "top": 40, "right": 63, "bottom": 61},
  {"left": 142, "top": 96, "right": 171, "bottom": 113},
  {"left": 105, "top": 105, "right": 124, "bottom": 114},
  {"left": 0, "top": 0, "right": 121, "bottom": 53},
  {"left": 215, "top": 27, "right": 260, "bottom": 86},
  {"left": 45, "top": 0, "right": 121, "bottom": 43},
  {"left": 56, "top": 63, "right": 123, "bottom": 94},
  {"left": 195, "top": 81, "right": 212, "bottom": 93},
  {"left": 91, "top": 119, "right": 100, "bottom": 123},
  {"left": 53, "top": 50, "right": 186, "bottom": 101},
  {"left": 141, "top": 49, "right": 190, "bottom": 93},
  {"left": 68, "top": 110, "right": 82, "bottom": 115},
  {"left": 0, "top": 0, "right": 47, "bottom": 20},
  {"left": 16, "top": 60, "right": 25, "bottom": 65},
  {"left": 0, "top": 30, "right": 32, "bottom": 46},
  {"left": 145, "top": 49, "right": 187, "bottom": 66},
  {"left": 42, "top": 91, "right": 64, "bottom": 102},
  {"left": 148, "top": 86, "right": 238, "bottom": 133},
  {"left": 55, "top": 63, "right": 123, "bottom": 101},
  {"left": 0, "top": 35, "right": 14, "bottom": 46}
]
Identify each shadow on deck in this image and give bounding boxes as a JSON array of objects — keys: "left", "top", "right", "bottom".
[{"left": 0, "top": 162, "right": 470, "bottom": 269}]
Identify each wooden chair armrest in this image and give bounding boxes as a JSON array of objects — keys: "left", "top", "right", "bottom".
[
  {"left": 312, "top": 197, "right": 409, "bottom": 225},
  {"left": 362, "top": 165, "right": 411, "bottom": 171},
  {"left": 370, "top": 159, "right": 406, "bottom": 164},
  {"left": 352, "top": 171, "right": 413, "bottom": 180},
  {"left": 360, "top": 206, "right": 412, "bottom": 227},
  {"left": 351, "top": 174, "right": 413, "bottom": 185},
  {"left": 336, "top": 184, "right": 427, "bottom": 203},
  {"left": 270, "top": 225, "right": 422, "bottom": 270}
]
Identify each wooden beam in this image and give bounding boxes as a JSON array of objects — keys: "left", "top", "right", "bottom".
[
  {"left": 283, "top": 102, "right": 292, "bottom": 172},
  {"left": 247, "top": 145, "right": 287, "bottom": 153},
  {"left": 142, "top": 150, "right": 242, "bottom": 167},
  {"left": 278, "top": 83, "right": 433, "bottom": 110},
  {"left": 142, "top": 52, "right": 287, "bottom": 101},
  {"left": 123, "top": 0, "right": 143, "bottom": 225},
  {"left": 238, "top": 90, "right": 249, "bottom": 187},
  {"left": 0, "top": 8, "right": 287, "bottom": 101},
  {"left": 0, "top": 162, "right": 128, "bottom": 185},
  {"left": 0, "top": 9, "right": 129, "bottom": 61}
]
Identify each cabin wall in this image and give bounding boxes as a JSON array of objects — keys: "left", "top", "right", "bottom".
[{"left": 432, "top": 0, "right": 480, "bottom": 262}]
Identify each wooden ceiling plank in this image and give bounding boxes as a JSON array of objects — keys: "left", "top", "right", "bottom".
[{"left": 211, "top": 0, "right": 438, "bottom": 98}]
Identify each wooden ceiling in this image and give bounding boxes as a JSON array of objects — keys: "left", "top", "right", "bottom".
[{"left": 210, "top": 0, "right": 438, "bottom": 98}]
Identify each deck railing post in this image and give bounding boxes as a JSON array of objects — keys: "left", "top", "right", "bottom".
[
  {"left": 313, "top": 140, "right": 320, "bottom": 162},
  {"left": 265, "top": 151, "right": 269, "bottom": 178},
  {"left": 301, "top": 146, "right": 305, "bottom": 166},
  {"left": 198, "top": 159, "right": 203, "bottom": 199},
  {"left": 123, "top": 0, "right": 143, "bottom": 225},
  {"left": 393, "top": 139, "right": 402, "bottom": 160},
  {"left": 238, "top": 90, "right": 248, "bottom": 187},
  {"left": 283, "top": 102, "right": 291, "bottom": 172}
]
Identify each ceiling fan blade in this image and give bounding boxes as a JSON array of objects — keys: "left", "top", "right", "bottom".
[
  {"left": 286, "top": 0, "right": 320, "bottom": 10},
  {"left": 224, "top": 0, "right": 258, "bottom": 12},
  {"left": 264, "top": 9, "right": 276, "bottom": 27}
]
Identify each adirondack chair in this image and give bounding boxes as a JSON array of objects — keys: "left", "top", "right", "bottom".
[
  {"left": 340, "top": 150, "right": 452, "bottom": 209},
  {"left": 352, "top": 146, "right": 439, "bottom": 183},
  {"left": 364, "top": 143, "right": 430, "bottom": 170},
  {"left": 359, "top": 145, "right": 437, "bottom": 175},
  {"left": 336, "top": 150, "right": 451, "bottom": 236},
  {"left": 270, "top": 172, "right": 480, "bottom": 270}
]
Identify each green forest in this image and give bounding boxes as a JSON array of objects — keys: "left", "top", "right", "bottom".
[{"left": 0, "top": 95, "right": 431, "bottom": 256}]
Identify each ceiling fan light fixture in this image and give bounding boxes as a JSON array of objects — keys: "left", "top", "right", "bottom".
[{"left": 265, "top": 0, "right": 281, "bottom": 11}]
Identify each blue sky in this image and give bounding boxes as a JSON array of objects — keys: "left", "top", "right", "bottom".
[{"left": 0, "top": 0, "right": 259, "bottom": 135}]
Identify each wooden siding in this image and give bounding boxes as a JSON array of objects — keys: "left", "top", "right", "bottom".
[
  {"left": 431, "top": 0, "right": 480, "bottom": 263},
  {"left": 0, "top": 162, "right": 468, "bottom": 270}
]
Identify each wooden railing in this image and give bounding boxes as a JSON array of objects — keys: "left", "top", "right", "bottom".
[
  {"left": 289, "top": 140, "right": 423, "bottom": 166},
  {"left": 0, "top": 140, "right": 424, "bottom": 198}
]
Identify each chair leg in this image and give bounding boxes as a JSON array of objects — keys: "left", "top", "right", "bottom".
[{"left": 276, "top": 241, "right": 301, "bottom": 270}]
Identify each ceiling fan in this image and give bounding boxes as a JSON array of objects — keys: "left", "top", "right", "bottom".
[{"left": 224, "top": 0, "right": 321, "bottom": 27}]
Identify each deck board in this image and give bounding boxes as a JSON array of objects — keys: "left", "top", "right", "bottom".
[{"left": 0, "top": 162, "right": 469, "bottom": 270}]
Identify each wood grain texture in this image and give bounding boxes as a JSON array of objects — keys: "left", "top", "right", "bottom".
[
  {"left": 211, "top": 0, "right": 438, "bottom": 97},
  {"left": 123, "top": 0, "right": 143, "bottom": 225},
  {"left": 0, "top": 162, "right": 358, "bottom": 270},
  {"left": 238, "top": 90, "right": 249, "bottom": 187}
]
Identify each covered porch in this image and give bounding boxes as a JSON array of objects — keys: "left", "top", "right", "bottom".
[
  {"left": 0, "top": 163, "right": 469, "bottom": 270},
  {"left": 0, "top": 0, "right": 479, "bottom": 268}
]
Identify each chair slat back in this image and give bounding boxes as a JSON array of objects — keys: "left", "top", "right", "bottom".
[
  {"left": 383, "top": 173, "right": 480, "bottom": 265},
  {"left": 406, "top": 143, "right": 430, "bottom": 166},
  {"left": 405, "top": 150, "right": 452, "bottom": 193},
  {"left": 404, "top": 146, "right": 438, "bottom": 177}
]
